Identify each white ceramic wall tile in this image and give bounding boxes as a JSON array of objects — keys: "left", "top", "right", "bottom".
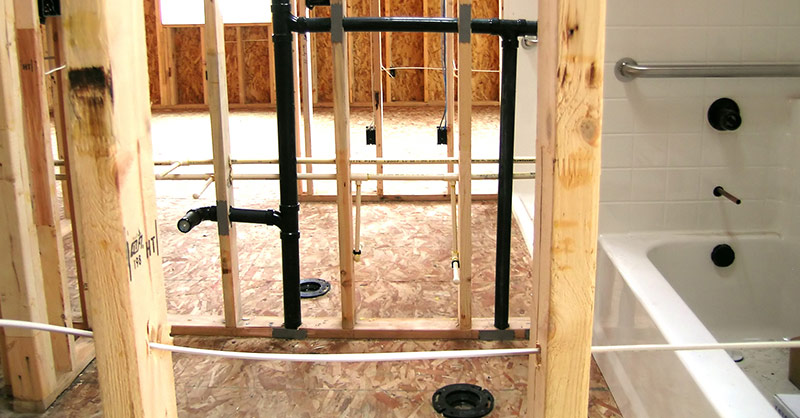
[
  {"left": 668, "top": 98, "right": 705, "bottom": 133},
  {"left": 599, "top": 203, "right": 632, "bottom": 233},
  {"left": 705, "top": 0, "right": 744, "bottom": 25},
  {"left": 778, "top": 0, "right": 800, "bottom": 25},
  {"left": 667, "top": 134, "right": 703, "bottom": 167},
  {"left": 742, "top": 0, "right": 782, "bottom": 25},
  {"left": 706, "top": 27, "right": 743, "bottom": 62},
  {"left": 628, "top": 202, "right": 666, "bottom": 231},
  {"left": 600, "top": 169, "right": 632, "bottom": 202},
  {"left": 603, "top": 99, "right": 637, "bottom": 133},
  {"left": 633, "top": 100, "right": 672, "bottom": 133},
  {"left": 632, "top": 134, "right": 668, "bottom": 167},
  {"left": 740, "top": 27, "right": 779, "bottom": 62},
  {"left": 602, "top": 134, "right": 634, "bottom": 168},
  {"left": 666, "top": 169, "right": 701, "bottom": 200},
  {"left": 600, "top": 0, "right": 799, "bottom": 234},
  {"left": 776, "top": 27, "right": 800, "bottom": 61},
  {"left": 664, "top": 202, "right": 699, "bottom": 230},
  {"left": 631, "top": 169, "right": 668, "bottom": 201}
]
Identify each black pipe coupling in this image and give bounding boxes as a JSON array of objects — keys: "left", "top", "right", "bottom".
[{"left": 177, "top": 206, "right": 283, "bottom": 233}]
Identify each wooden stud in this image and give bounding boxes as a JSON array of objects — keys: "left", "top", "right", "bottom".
[
  {"left": 45, "top": 19, "right": 71, "bottom": 221},
  {"left": 62, "top": 0, "right": 178, "bottom": 415},
  {"left": 456, "top": 0, "right": 472, "bottom": 330},
  {"left": 0, "top": 1, "right": 58, "bottom": 407},
  {"left": 298, "top": 0, "right": 315, "bottom": 195},
  {"left": 15, "top": 0, "right": 75, "bottom": 374},
  {"left": 331, "top": 0, "right": 356, "bottom": 329},
  {"left": 47, "top": 19, "right": 91, "bottom": 329},
  {"left": 154, "top": 0, "right": 171, "bottom": 105},
  {"left": 369, "top": 0, "right": 384, "bottom": 197},
  {"left": 169, "top": 314, "right": 530, "bottom": 339},
  {"left": 445, "top": 0, "right": 455, "bottom": 174},
  {"left": 267, "top": 24, "right": 278, "bottom": 105},
  {"left": 384, "top": 0, "right": 392, "bottom": 103},
  {"left": 292, "top": 0, "right": 304, "bottom": 194},
  {"left": 200, "top": 27, "right": 207, "bottom": 105},
  {"left": 528, "top": 0, "right": 606, "bottom": 416},
  {"left": 204, "top": 0, "right": 242, "bottom": 328},
  {"left": 236, "top": 27, "right": 246, "bottom": 104}
]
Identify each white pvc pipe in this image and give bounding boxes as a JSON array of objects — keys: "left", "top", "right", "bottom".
[
  {"left": 4, "top": 319, "right": 799, "bottom": 364},
  {"left": 192, "top": 177, "right": 215, "bottom": 199},
  {"left": 54, "top": 157, "right": 537, "bottom": 167}
]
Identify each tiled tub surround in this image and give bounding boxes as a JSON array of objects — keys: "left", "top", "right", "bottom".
[
  {"left": 594, "top": 232, "right": 800, "bottom": 418},
  {"left": 597, "top": 1, "right": 800, "bottom": 414},
  {"left": 599, "top": 0, "right": 800, "bottom": 234}
]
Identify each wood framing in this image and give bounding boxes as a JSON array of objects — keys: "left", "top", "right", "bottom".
[
  {"left": 298, "top": 0, "right": 315, "bottom": 195},
  {"left": 369, "top": 0, "right": 384, "bottom": 196},
  {"left": 0, "top": 1, "right": 58, "bottom": 405},
  {"left": 331, "top": 0, "right": 356, "bottom": 329},
  {"left": 528, "top": 0, "right": 606, "bottom": 416},
  {"left": 456, "top": 0, "right": 473, "bottom": 330},
  {"left": 205, "top": 0, "right": 242, "bottom": 328},
  {"left": 292, "top": 0, "right": 304, "bottom": 194},
  {"left": 62, "top": 0, "right": 178, "bottom": 415},
  {"left": 15, "top": 0, "right": 74, "bottom": 373},
  {"left": 445, "top": 0, "right": 455, "bottom": 173},
  {"left": 170, "top": 314, "right": 530, "bottom": 339}
]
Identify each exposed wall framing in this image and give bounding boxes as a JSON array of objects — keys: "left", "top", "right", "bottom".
[{"left": 143, "top": 0, "right": 501, "bottom": 109}]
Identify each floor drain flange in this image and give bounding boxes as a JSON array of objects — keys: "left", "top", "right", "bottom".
[
  {"left": 432, "top": 383, "right": 494, "bottom": 418},
  {"left": 299, "top": 278, "right": 330, "bottom": 299}
]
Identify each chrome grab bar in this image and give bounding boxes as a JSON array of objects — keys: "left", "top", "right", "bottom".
[{"left": 615, "top": 57, "right": 800, "bottom": 82}]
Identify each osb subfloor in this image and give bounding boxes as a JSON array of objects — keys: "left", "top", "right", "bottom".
[
  {"left": 0, "top": 341, "right": 619, "bottom": 417},
  {"left": 14, "top": 107, "right": 623, "bottom": 417}
]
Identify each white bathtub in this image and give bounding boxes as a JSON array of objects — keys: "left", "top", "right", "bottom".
[{"left": 594, "top": 232, "right": 800, "bottom": 417}]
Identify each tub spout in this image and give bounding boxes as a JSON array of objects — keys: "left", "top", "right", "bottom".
[{"left": 713, "top": 186, "right": 741, "bottom": 205}]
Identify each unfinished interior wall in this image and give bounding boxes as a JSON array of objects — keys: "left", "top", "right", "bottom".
[{"left": 142, "top": 0, "right": 501, "bottom": 107}]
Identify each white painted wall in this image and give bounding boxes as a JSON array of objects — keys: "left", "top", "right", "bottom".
[
  {"left": 507, "top": 1, "right": 537, "bottom": 255},
  {"left": 600, "top": 0, "right": 800, "bottom": 235}
]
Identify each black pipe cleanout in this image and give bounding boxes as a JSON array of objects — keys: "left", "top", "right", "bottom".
[
  {"left": 272, "top": 0, "right": 302, "bottom": 329},
  {"left": 494, "top": 36, "right": 519, "bottom": 330}
]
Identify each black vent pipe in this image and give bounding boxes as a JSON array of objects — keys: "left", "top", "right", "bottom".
[
  {"left": 272, "top": 0, "right": 302, "bottom": 330},
  {"left": 494, "top": 36, "right": 519, "bottom": 330}
]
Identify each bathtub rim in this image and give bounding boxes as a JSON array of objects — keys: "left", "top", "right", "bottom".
[{"left": 597, "top": 231, "right": 781, "bottom": 418}]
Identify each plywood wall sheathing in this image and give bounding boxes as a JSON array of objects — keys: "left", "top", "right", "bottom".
[
  {"left": 242, "top": 26, "right": 272, "bottom": 103},
  {"left": 386, "top": 0, "right": 424, "bottom": 102},
  {"left": 471, "top": 0, "right": 499, "bottom": 102},
  {"left": 348, "top": 0, "right": 372, "bottom": 104},
  {"left": 143, "top": 0, "right": 161, "bottom": 104},
  {"left": 312, "top": 7, "right": 334, "bottom": 103},
  {"left": 423, "top": 0, "right": 445, "bottom": 102},
  {"left": 224, "top": 27, "right": 240, "bottom": 103},
  {"left": 174, "top": 27, "right": 205, "bottom": 104}
]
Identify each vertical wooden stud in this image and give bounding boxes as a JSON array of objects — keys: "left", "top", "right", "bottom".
[
  {"left": 62, "top": 0, "right": 179, "bottom": 415},
  {"left": 445, "top": 0, "right": 455, "bottom": 173},
  {"left": 292, "top": 0, "right": 304, "bottom": 194},
  {"left": 456, "top": 0, "right": 472, "bottom": 330},
  {"left": 0, "top": 0, "right": 58, "bottom": 406},
  {"left": 14, "top": 0, "right": 75, "bottom": 374},
  {"left": 298, "top": 0, "right": 315, "bottom": 195},
  {"left": 528, "top": 0, "right": 606, "bottom": 416},
  {"left": 331, "top": 0, "right": 356, "bottom": 329},
  {"left": 236, "top": 27, "right": 246, "bottom": 105},
  {"left": 370, "top": 0, "right": 384, "bottom": 197},
  {"left": 268, "top": 24, "right": 278, "bottom": 105},
  {"left": 48, "top": 18, "right": 91, "bottom": 330},
  {"left": 205, "top": 0, "right": 241, "bottom": 328}
]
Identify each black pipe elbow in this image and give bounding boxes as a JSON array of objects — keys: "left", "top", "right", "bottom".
[{"left": 177, "top": 206, "right": 217, "bottom": 233}]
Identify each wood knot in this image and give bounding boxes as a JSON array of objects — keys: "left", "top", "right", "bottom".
[{"left": 579, "top": 119, "right": 599, "bottom": 145}]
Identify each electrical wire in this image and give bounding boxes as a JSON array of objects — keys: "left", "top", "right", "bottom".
[{"left": 3, "top": 319, "right": 800, "bottom": 364}]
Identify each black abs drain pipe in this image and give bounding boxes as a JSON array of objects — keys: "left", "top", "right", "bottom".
[
  {"left": 493, "top": 35, "right": 519, "bottom": 331},
  {"left": 272, "top": 0, "right": 303, "bottom": 330}
]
